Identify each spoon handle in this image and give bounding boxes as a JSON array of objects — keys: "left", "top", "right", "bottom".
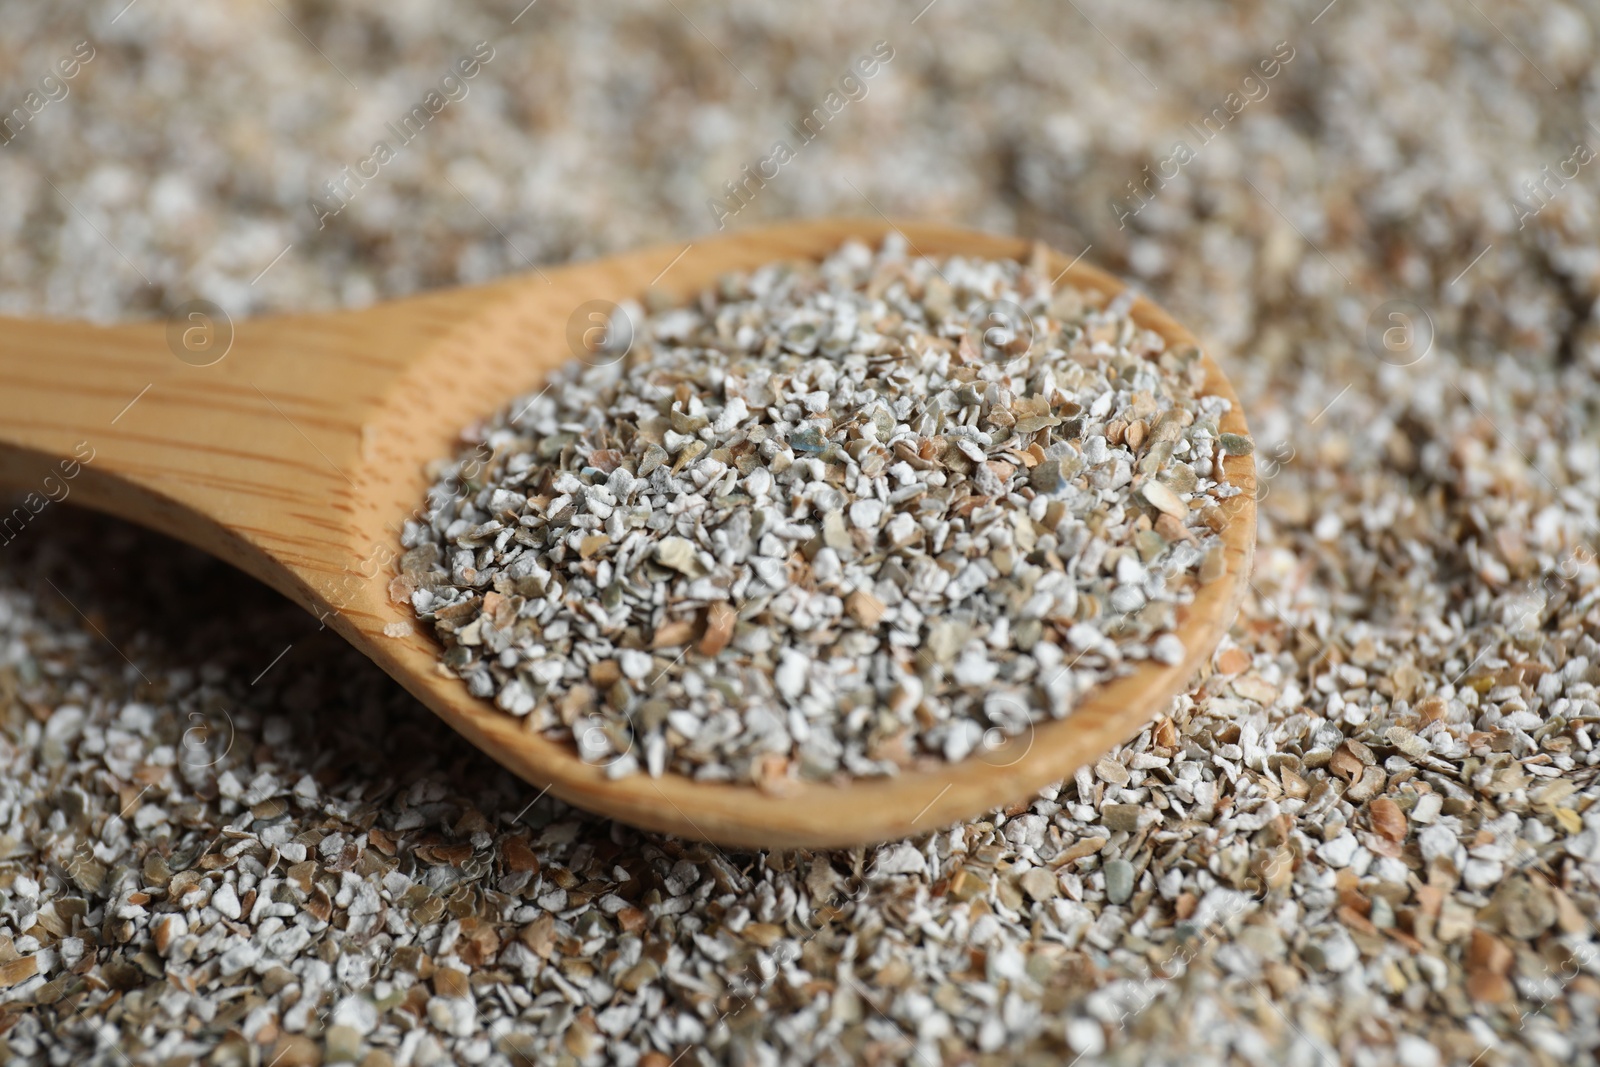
[
  {"left": 0, "top": 315, "right": 223, "bottom": 552},
  {"left": 0, "top": 299, "right": 456, "bottom": 604}
]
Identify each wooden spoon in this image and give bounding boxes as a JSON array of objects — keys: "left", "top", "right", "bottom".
[{"left": 0, "top": 219, "right": 1255, "bottom": 848}]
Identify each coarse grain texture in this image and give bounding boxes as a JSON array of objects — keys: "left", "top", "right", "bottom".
[
  {"left": 406, "top": 238, "right": 1238, "bottom": 786},
  {"left": 2, "top": 1, "right": 1600, "bottom": 1065}
]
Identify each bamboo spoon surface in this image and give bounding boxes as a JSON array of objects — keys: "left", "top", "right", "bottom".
[{"left": 0, "top": 219, "right": 1255, "bottom": 849}]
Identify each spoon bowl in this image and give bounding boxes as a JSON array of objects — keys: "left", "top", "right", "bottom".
[{"left": 0, "top": 219, "right": 1255, "bottom": 848}]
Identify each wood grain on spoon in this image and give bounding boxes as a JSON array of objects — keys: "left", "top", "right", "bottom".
[{"left": 0, "top": 219, "right": 1256, "bottom": 848}]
